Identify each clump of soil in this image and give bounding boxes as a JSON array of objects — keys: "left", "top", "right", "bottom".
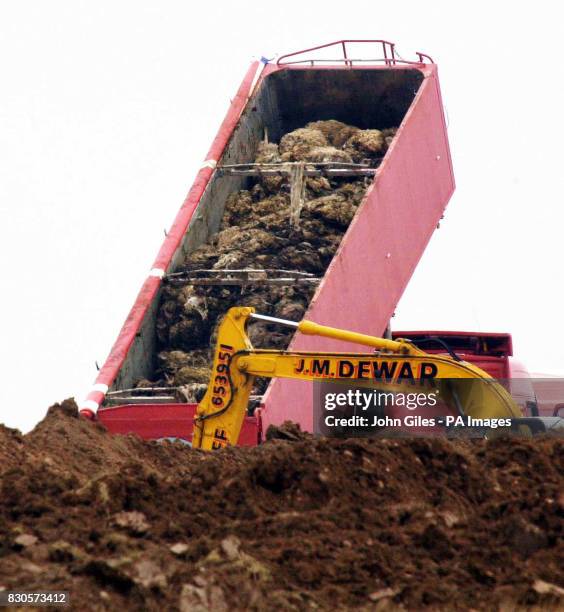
[
  {"left": 0, "top": 401, "right": 562, "bottom": 611},
  {"left": 146, "top": 120, "right": 395, "bottom": 398}
]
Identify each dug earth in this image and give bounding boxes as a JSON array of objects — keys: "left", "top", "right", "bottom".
[{"left": 0, "top": 400, "right": 562, "bottom": 610}]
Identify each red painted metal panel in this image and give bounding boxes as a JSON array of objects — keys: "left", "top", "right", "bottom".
[
  {"left": 260, "top": 64, "right": 455, "bottom": 433},
  {"left": 390, "top": 330, "right": 514, "bottom": 386},
  {"left": 459, "top": 356, "right": 509, "bottom": 379},
  {"left": 97, "top": 403, "right": 259, "bottom": 447},
  {"left": 393, "top": 330, "right": 513, "bottom": 352}
]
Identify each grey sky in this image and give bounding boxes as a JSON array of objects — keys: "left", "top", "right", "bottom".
[{"left": 1, "top": 1, "right": 562, "bottom": 431}]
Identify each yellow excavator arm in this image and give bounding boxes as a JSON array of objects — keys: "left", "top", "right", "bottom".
[{"left": 193, "top": 307, "right": 523, "bottom": 450}]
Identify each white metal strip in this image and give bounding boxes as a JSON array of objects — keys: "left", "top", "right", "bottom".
[
  {"left": 81, "top": 399, "right": 99, "bottom": 411},
  {"left": 250, "top": 312, "right": 299, "bottom": 328},
  {"left": 149, "top": 268, "right": 165, "bottom": 278},
  {"left": 92, "top": 383, "right": 109, "bottom": 394},
  {"left": 201, "top": 159, "right": 217, "bottom": 169}
]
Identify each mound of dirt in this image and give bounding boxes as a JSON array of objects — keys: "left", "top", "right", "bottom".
[
  {"left": 0, "top": 401, "right": 562, "bottom": 611},
  {"left": 147, "top": 120, "right": 396, "bottom": 397}
]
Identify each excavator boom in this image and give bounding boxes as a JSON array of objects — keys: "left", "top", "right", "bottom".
[{"left": 193, "top": 308, "right": 523, "bottom": 450}]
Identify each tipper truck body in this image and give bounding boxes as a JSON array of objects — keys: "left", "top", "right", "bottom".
[{"left": 79, "top": 41, "right": 543, "bottom": 443}]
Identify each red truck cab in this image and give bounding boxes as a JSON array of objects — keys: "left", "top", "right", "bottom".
[{"left": 392, "top": 331, "right": 542, "bottom": 417}]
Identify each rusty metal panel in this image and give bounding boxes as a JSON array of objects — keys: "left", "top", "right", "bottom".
[{"left": 260, "top": 66, "right": 455, "bottom": 433}]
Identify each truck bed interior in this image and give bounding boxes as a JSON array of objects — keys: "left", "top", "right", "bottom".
[{"left": 112, "top": 67, "right": 426, "bottom": 392}]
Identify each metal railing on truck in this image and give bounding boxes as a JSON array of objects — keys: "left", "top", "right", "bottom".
[{"left": 276, "top": 39, "right": 434, "bottom": 67}]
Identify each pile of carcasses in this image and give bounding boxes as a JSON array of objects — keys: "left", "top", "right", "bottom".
[{"left": 138, "top": 120, "right": 397, "bottom": 401}]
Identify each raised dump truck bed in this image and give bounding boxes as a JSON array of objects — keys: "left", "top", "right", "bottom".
[{"left": 80, "top": 41, "right": 455, "bottom": 442}]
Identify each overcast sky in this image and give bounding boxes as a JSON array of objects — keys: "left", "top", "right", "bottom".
[{"left": 1, "top": 1, "right": 563, "bottom": 431}]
